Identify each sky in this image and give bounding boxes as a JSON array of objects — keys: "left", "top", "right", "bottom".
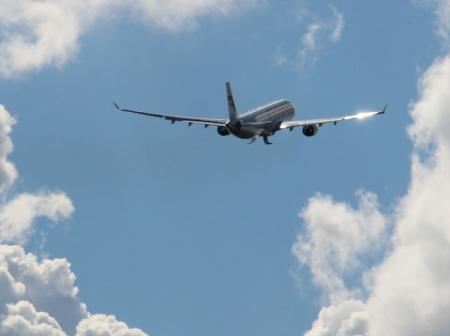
[{"left": 0, "top": 1, "right": 449, "bottom": 335}]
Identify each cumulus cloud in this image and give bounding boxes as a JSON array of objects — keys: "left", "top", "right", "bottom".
[
  {"left": 76, "top": 315, "right": 148, "bottom": 336},
  {"left": 365, "top": 52, "right": 450, "bottom": 336},
  {"left": 0, "top": 0, "right": 257, "bottom": 77},
  {"left": 0, "top": 245, "right": 86, "bottom": 334},
  {"left": 0, "top": 301, "right": 66, "bottom": 336},
  {"left": 304, "top": 300, "right": 368, "bottom": 336},
  {"left": 293, "top": 34, "right": 450, "bottom": 336},
  {"left": 293, "top": 191, "right": 386, "bottom": 303},
  {"left": 0, "top": 245, "right": 149, "bottom": 336}
]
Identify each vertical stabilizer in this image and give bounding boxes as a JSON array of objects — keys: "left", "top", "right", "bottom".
[{"left": 226, "top": 82, "right": 238, "bottom": 123}]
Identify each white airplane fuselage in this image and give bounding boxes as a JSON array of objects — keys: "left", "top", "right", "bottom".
[{"left": 224, "top": 99, "right": 295, "bottom": 139}]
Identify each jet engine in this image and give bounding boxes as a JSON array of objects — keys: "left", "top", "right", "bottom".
[
  {"left": 217, "top": 126, "right": 230, "bottom": 136},
  {"left": 302, "top": 124, "right": 319, "bottom": 137}
]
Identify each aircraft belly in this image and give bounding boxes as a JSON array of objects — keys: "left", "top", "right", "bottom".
[
  {"left": 260, "top": 129, "right": 273, "bottom": 137},
  {"left": 232, "top": 127, "right": 259, "bottom": 139}
]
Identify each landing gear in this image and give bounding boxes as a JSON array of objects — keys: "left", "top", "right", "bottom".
[
  {"left": 248, "top": 136, "right": 258, "bottom": 144},
  {"left": 247, "top": 135, "right": 273, "bottom": 145},
  {"left": 263, "top": 136, "right": 272, "bottom": 145}
]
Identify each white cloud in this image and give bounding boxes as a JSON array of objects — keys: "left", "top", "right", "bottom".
[
  {"left": 0, "top": 266, "right": 25, "bottom": 307},
  {"left": 0, "top": 105, "right": 74, "bottom": 244},
  {"left": 130, "top": 0, "right": 256, "bottom": 31},
  {"left": 0, "top": 245, "right": 87, "bottom": 334},
  {"left": 0, "top": 105, "right": 18, "bottom": 192},
  {"left": 76, "top": 314, "right": 148, "bottom": 336},
  {"left": 330, "top": 5, "right": 345, "bottom": 43},
  {"left": 284, "top": 6, "right": 345, "bottom": 67},
  {"left": 304, "top": 300, "right": 368, "bottom": 336},
  {"left": 0, "top": 192, "right": 74, "bottom": 244},
  {"left": 0, "top": 245, "right": 149, "bottom": 336},
  {"left": 301, "top": 23, "right": 323, "bottom": 52},
  {"left": 0, "top": 301, "right": 66, "bottom": 336},
  {"left": 0, "top": 0, "right": 257, "bottom": 77},
  {"left": 365, "top": 53, "right": 450, "bottom": 336},
  {"left": 299, "top": 5, "right": 345, "bottom": 51},
  {"left": 294, "top": 48, "right": 450, "bottom": 336},
  {"left": 419, "top": 0, "right": 450, "bottom": 42},
  {"left": 293, "top": 191, "right": 386, "bottom": 303}
]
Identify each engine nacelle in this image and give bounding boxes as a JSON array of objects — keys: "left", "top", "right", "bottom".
[
  {"left": 217, "top": 126, "right": 230, "bottom": 136},
  {"left": 302, "top": 124, "right": 319, "bottom": 137}
]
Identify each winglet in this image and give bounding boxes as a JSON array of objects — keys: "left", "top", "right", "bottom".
[
  {"left": 381, "top": 104, "right": 388, "bottom": 114},
  {"left": 113, "top": 102, "right": 121, "bottom": 110}
]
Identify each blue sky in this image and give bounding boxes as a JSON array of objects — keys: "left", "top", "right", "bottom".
[{"left": 0, "top": 1, "right": 449, "bottom": 335}]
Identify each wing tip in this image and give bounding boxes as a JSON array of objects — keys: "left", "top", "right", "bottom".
[{"left": 113, "top": 101, "right": 121, "bottom": 110}]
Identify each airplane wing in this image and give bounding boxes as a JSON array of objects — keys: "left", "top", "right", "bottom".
[
  {"left": 279, "top": 105, "right": 387, "bottom": 130},
  {"left": 113, "top": 102, "right": 227, "bottom": 127}
]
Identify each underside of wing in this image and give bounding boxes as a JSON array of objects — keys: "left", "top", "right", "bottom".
[
  {"left": 279, "top": 106, "right": 387, "bottom": 131},
  {"left": 113, "top": 102, "right": 227, "bottom": 127}
]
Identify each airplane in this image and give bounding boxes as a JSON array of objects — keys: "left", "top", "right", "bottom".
[{"left": 113, "top": 82, "right": 386, "bottom": 145}]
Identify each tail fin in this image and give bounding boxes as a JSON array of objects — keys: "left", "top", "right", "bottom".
[{"left": 226, "top": 82, "right": 238, "bottom": 123}]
